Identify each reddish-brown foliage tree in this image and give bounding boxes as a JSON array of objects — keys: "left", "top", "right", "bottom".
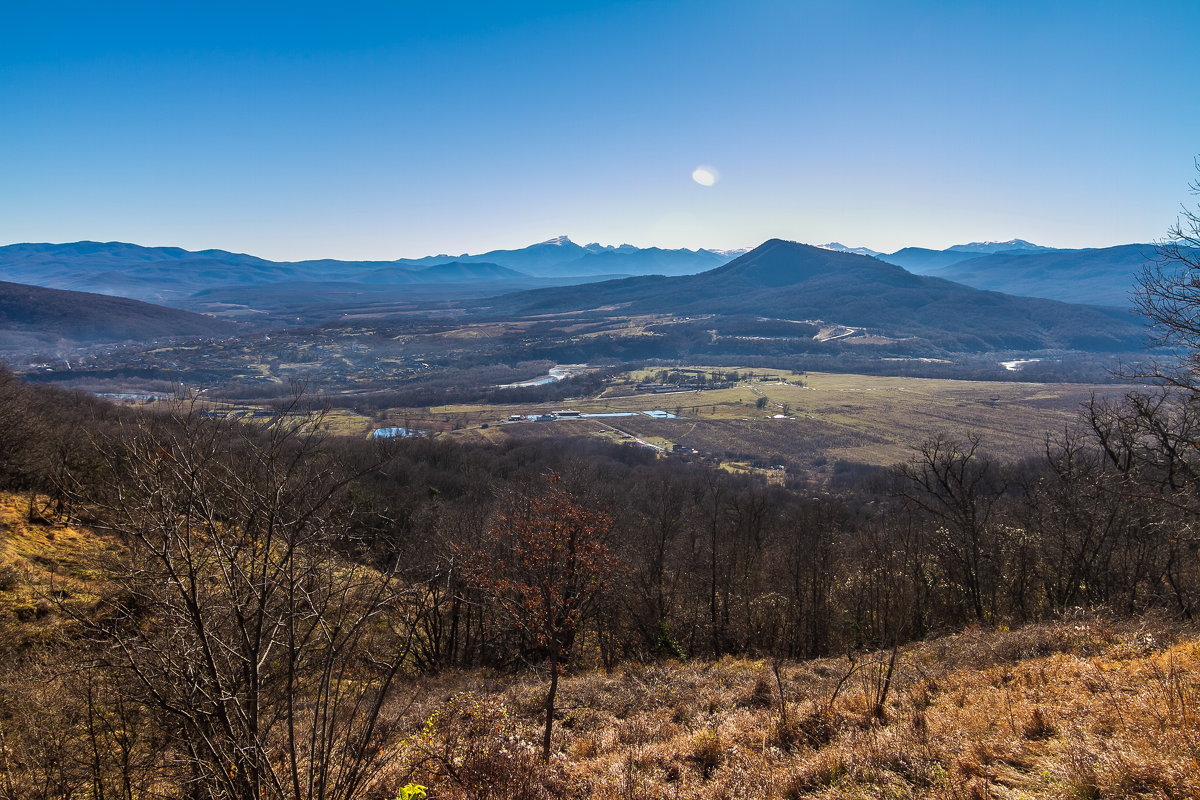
[{"left": 462, "top": 474, "right": 615, "bottom": 760}]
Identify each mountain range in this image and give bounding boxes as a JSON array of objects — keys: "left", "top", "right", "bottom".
[
  {"left": 866, "top": 239, "right": 1056, "bottom": 273},
  {"left": 818, "top": 239, "right": 1170, "bottom": 307},
  {"left": 0, "top": 238, "right": 739, "bottom": 308},
  {"left": 0, "top": 236, "right": 1169, "bottom": 314},
  {"left": 391, "top": 235, "right": 740, "bottom": 277},
  {"left": 918, "top": 245, "right": 1160, "bottom": 307},
  {"left": 473, "top": 240, "right": 1144, "bottom": 352},
  {"left": 0, "top": 235, "right": 1172, "bottom": 354}
]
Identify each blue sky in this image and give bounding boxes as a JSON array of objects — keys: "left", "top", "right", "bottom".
[{"left": 2, "top": 0, "right": 1198, "bottom": 260}]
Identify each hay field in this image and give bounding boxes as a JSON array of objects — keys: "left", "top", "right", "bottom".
[{"left": 435, "top": 370, "right": 1126, "bottom": 469}]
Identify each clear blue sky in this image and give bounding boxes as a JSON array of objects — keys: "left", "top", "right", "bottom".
[{"left": 2, "top": 0, "right": 1198, "bottom": 260}]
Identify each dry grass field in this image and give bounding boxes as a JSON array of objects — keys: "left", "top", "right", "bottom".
[
  {"left": 386, "top": 613, "right": 1200, "bottom": 800},
  {"left": 428, "top": 369, "right": 1128, "bottom": 472},
  {"left": 104, "top": 367, "right": 1128, "bottom": 475}
]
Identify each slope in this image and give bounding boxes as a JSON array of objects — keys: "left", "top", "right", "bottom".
[{"left": 0, "top": 280, "right": 236, "bottom": 349}]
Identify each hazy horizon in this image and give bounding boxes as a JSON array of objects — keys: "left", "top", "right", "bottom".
[{"left": 0, "top": 233, "right": 1129, "bottom": 264}]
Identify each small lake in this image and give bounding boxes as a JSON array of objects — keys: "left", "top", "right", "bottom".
[
  {"left": 496, "top": 366, "right": 571, "bottom": 389},
  {"left": 1000, "top": 358, "right": 1041, "bottom": 371}
]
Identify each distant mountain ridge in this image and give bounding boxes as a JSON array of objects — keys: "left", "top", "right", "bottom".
[
  {"left": 925, "top": 244, "right": 1176, "bottom": 307},
  {"left": 876, "top": 242, "right": 1053, "bottom": 273},
  {"left": 945, "top": 238, "right": 1054, "bottom": 255},
  {"left": 475, "top": 239, "right": 1144, "bottom": 352},
  {"left": 819, "top": 238, "right": 1060, "bottom": 274},
  {"left": 817, "top": 242, "right": 884, "bottom": 257},
  {"left": 0, "top": 235, "right": 1165, "bottom": 322},
  {"left": 390, "top": 235, "right": 739, "bottom": 277},
  {"left": 0, "top": 238, "right": 739, "bottom": 307},
  {"left": 359, "top": 261, "right": 527, "bottom": 284}
]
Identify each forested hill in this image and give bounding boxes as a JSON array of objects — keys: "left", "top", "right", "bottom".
[
  {"left": 474, "top": 239, "right": 1145, "bottom": 351},
  {"left": 0, "top": 279, "right": 236, "bottom": 346}
]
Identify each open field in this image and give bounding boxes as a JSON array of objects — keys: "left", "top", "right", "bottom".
[
  {"left": 108, "top": 367, "right": 1129, "bottom": 474},
  {"left": 422, "top": 369, "right": 1128, "bottom": 473}
]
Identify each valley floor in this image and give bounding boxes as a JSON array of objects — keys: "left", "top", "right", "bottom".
[{"left": 425, "top": 368, "right": 1126, "bottom": 477}]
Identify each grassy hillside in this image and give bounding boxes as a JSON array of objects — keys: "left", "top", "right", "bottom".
[
  {"left": 386, "top": 614, "right": 1199, "bottom": 799},
  {"left": 3, "top": 498, "right": 1196, "bottom": 799}
]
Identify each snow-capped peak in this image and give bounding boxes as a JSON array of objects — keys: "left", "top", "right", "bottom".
[
  {"left": 536, "top": 235, "right": 575, "bottom": 247},
  {"left": 966, "top": 238, "right": 1035, "bottom": 248},
  {"left": 582, "top": 242, "right": 639, "bottom": 253},
  {"left": 946, "top": 238, "right": 1050, "bottom": 254},
  {"left": 817, "top": 242, "right": 883, "bottom": 257}
]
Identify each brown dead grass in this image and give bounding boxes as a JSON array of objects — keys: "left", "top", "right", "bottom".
[
  {"left": 433, "top": 370, "right": 1127, "bottom": 473},
  {"left": 390, "top": 615, "right": 1200, "bottom": 799},
  {"left": 0, "top": 494, "right": 118, "bottom": 649}
]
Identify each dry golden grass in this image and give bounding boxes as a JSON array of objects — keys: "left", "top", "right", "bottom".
[
  {"left": 0, "top": 494, "right": 118, "bottom": 648},
  {"left": 314, "top": 408, "right": 375, "bottom": 436},
  {"left": 390, "top": 615, "right": 1200, "bottom": 800},
  {"left": 190, "top": 367, "right": 1121, "bottom": 470}
]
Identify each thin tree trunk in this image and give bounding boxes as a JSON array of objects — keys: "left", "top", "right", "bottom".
[{"left": 542, "top": 654, "right": 559, "bottom": 761}]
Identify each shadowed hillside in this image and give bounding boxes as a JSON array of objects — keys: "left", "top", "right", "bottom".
[{"left": 0, "top": 279, "right": 236, "bottom": 349}]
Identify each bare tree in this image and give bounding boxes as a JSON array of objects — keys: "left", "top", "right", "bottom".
[
  {"left": 0, "top": 366, "right": 50, "bottom": 513},
  {"left": 1134, "top": 158, "right": 1200, "bottom": 384},
  {"left": 72, "top": 400, "right": 418, "bottom": 800},
  {"left": 894, "top": 434, "right": 1006, "bottom": 622}
]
